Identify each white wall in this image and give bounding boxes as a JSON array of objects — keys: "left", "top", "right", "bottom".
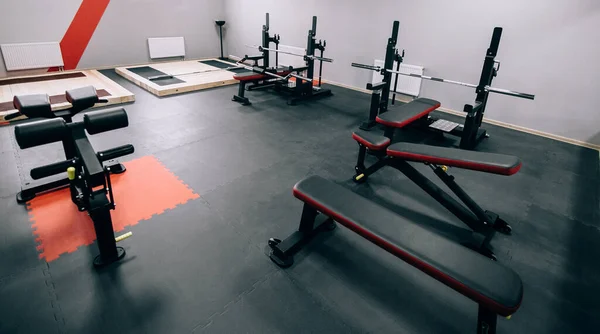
[
  {"left": 0, "top": 0, "right": 225, "bottom": 76},
  {"left": 224, "top": 0, "right": 600, "bottom": 146}
]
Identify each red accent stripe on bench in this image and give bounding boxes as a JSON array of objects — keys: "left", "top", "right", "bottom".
[
  {"left": 292, "top": 186, "right": 521, "bottom": 316},
  {"left": 352, "top": 132, "right": 390, "bottom": 151},
  {"left": 387, "top": 151, "right": 522, "bottom": 176},
  {"left": 376, "top": 101, "right": 441, "bottom": 128}
]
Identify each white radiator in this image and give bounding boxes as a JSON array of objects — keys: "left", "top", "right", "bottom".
[
  {"left": 148, "top": 37, "right": 185, "bottom": 59},
  {"left": 0, "top": 42, "right": 64, "bottom": 71},
  {"left": 372, "top": 60, "right": 424, "bottom": 97}
]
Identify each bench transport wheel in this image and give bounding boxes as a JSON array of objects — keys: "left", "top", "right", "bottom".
[
  {"left": 494, "top": 218, "right": 512, "bottom": 235},
  {"left": 93, "top": 246, "right": 126, "bottom": 268},
  {"left": 268, "top": 238, "right": 294, "bottom": 268}
]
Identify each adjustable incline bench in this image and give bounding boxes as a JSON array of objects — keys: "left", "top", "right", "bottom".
[
  {"left": 351, "top": 101, "right": 522, "bottom": 259},
  {"left": 269, "top": 175, "right": 523, "bottom": 334},
  {"left": 9, "top": 86, "right": 134, "bottom": 266}
]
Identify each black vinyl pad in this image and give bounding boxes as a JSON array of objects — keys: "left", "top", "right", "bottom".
[
  {"left": 352, "top": 129, "right": 391, "bottom": 150},
  {"left": 13, "top": 94, "right": 52, "bottom": 118},
  {"left": 376, "top": 98, "right": 441, "bottom": 128},
  {"left": 199, "top": 60, "right": 247, "bottom": 73},
  {"left": 293, "top": 175, "right": 523, "bottom": 316},
  {"left": 127, "top": 66, "right": 185, "bottom": 86},
  {"left": 387, "top": 143, "right": 522, "bottom": 175}
]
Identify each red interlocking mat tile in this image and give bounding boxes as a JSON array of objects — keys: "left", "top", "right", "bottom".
[{"left": 26, "top": 155, "right": 199, "bottom": 261}]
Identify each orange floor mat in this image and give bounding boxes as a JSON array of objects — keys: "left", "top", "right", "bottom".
[{"left": 26, "top": 155, "right": 199, "bottom": 262}]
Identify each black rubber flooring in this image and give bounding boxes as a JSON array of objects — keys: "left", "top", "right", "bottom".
[
  {"left": 126, "top": 66, "right": 185, "bottom": 86},
  {"left": 199, "top": 60, "right": 247, "bottom": 73},
  {"left": 0, "top": 68, "right": 598, "bottom": 333}
]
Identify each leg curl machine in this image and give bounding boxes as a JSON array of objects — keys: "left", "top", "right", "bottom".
[{"left": 9, "top": 86, "right": 134, "bottom": 267}]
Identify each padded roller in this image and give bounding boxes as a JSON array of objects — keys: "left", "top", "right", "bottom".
[
  {"left": 13, "top": 94, "right": 53, "bottom": 118},
  {"left": 66, "top": 86, "right": 99, "bottom": 111},
  {"left": 84, "top": 108, "right": 129, "bottom": 135},
  {"left": 14, "top": 118, "right": 67, "bottom": 149}
]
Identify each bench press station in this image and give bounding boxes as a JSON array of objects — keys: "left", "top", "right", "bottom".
[
  {"left": 7, "top": 86, "right": 134, "bottom": 267},
  {"left": 268, "top": 175, "right": 523, "bottom": 333},
  {"left": 231, "top": 13, "right": 333, "bottom": 105},
  {"left": 352, "top": 21, "right": 534, "bottom": 149},
  {"left": 350, "top": 100, "right": 522, "bottom": 259}
]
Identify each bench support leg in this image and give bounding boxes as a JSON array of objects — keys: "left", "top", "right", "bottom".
[
  {"left": 389, "top": 159, "right": 497, "bottom": 259},
  {"left": 354, "top": 150, "right": 388, "bottom": 183},
  {"left": 268, "top": 204, "right": 336, "bottom": 268},
  {"left": 89, "top": 192, "right": 125, "bottom": 267},
  {"left": 232, "top": 81, "right": 251, "bottom": 105},
  {"left": 431, "top": 165, "right": 511, "bottom": 236},
  {"left": 360, "top": 89, "right": 383, "bottom": 130},
  {"left": 477, "top": 306, "right": 498, "bottom": 334}
]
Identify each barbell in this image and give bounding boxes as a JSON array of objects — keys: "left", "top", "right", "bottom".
[
  {"left": 351, "top": 63, "right": 535, "bottom": 100},
  {"left": 248, "top": 44, "right": 333, "bottom": 63}
]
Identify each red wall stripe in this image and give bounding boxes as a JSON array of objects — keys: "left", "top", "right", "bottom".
[{"left": 57, "top": 0, "right": 111, "bottom": 70}]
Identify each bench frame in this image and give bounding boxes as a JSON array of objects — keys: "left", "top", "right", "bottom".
[
  {"left": 353, "top": 140, "right": 512, "bottom": 260},
  {"left": 269, "top": 177, "right": 518, "bottom": 334},
  {"left": 12, "top": 86, "right": 134, "bottom": 267}
]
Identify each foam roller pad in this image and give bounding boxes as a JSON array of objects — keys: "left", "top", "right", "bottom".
[
  {"left": 14, "top": 118, "right": 67, "bottom": 149},
  {"left": 84, "top": 108, "right": 129, "bottom": 135},
  {"left": 13, "top": 94, "right": 52, "bottom": 118},
  {"left": 65, "top": 86, "right": 98, "bottom": 110}
]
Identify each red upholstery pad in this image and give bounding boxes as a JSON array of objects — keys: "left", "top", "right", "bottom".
[
  {"left": 293, "top": 175, "right": 523, "bottom": 316},
  {"left": 233, "top": 70, "right": 291, "bottom": 82},
  {"left": 352, "top": 130, "right": 391, "bottom": 150},
  {"left": 376, "top": 98, "right": 441, "bottom": 128},
  {"left": 387, "top": 142, "right": 522, "bottom": 175}
]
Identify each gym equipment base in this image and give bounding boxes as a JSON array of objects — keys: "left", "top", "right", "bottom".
[{"left": 93, "top": 246, "right": 126, "bottom": 267}]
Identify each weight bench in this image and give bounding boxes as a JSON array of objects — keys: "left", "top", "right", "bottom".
[
  {"left": 353, "top": 125, "right": 521, "bottom": 259},
  {"left": 12, "top": 86, "right": 134, "bottom": 266},
  {"left": 231, "top": 67, "right": 292, "bottom": 105},
  {"left": 269, "top": 175, "right": 523, "bottom": 334}
]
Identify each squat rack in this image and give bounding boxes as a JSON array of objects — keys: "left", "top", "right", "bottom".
[{"left": 352, "top": 21, "right": 535, "bottom": 149}]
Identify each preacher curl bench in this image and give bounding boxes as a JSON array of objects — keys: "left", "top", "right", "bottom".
[
  {"left": 269, "top": 175, "right": 523, "bottom": 333},
  {"left": 9, "top": 86, "right": 134, "bottom": 267},
  {"left": 351, "top": 99, "right": 522, "bottom": 260}
]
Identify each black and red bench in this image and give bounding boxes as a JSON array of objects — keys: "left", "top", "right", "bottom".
[
  {"left": 351, "top": 100, "right": 522, "bottom": 259},
  {"left": 231, "top": 67, "right": 292, "bottom": 105},
  {"left": 268, "top": 175, "right": 523, "bottom": 334}
]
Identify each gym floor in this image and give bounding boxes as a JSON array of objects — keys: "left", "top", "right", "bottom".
[{"left": 0, "top": 70, "right": 598, "bottom": 333}]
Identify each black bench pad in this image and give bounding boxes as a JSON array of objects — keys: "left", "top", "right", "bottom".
[
  {"left": 376, "top": 98, "right": 440, "bottom": 128},
  {"left": 387, "top": 143, "right": 522, "bottom": 175},
  {"left": 352, "top": 130, "right": 391, "bottom": 150},
  {"left": 66, "top": 86, "right": 99, "bottom": 109},
  {"left": 13, "top": 94, "right": 52, "bottom": 118},
  {"left": 293, "top": 175, "right": 523, "bottom": 316}
]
